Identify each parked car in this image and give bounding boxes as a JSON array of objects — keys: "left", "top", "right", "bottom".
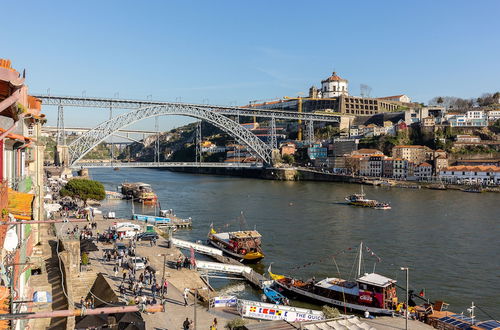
[
  {"left": 127, "top": 256, "right": 145, "bottom": 270},
  {"left": 114, "top": 242, "right": 128, "bottom": 254},
  {"left": 136, "top": 232, "right": 159, "bottom": 241}
]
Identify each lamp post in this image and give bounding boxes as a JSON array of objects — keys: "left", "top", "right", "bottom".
[
  {"left": 157, "top": 253, "right": 173, "bottom": 300},
  {"left": 400, "top": 267, "right": 409, "bottom": 330},
  {"left": 193, "top": 287, "right": 208, "bottom": 330}
]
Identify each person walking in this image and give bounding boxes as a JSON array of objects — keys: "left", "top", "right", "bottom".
[
  {"left": 210, "top": 318, "right": 218, "bottom": 330},
  {"left": 183, "top": 317, "right": 192, "bottom": 330},
  {"left": 183, "top": 288, "right": 190, "bottom": 306},
  {"left": 113, "top": 265, "right": 118, "bottom": 277},
  {"left": 151, "top": 283, "right": 157, "bottom": 299},
  {"left": 162, "top": 280, "right": 168, "bottom": 297}
]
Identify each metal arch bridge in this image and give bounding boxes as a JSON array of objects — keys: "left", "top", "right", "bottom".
[
  {"left": 68, "top": 103, "right": 275, "bottom": 165},
  {"left": 32, "top": 94, "right": 342, "bottom": 122},
  {"left": 34, "top": 94, "right": 342, "bottom": 167}
]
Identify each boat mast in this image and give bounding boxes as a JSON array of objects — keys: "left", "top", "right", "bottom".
[{"left": 357, "top": 242, "right": 363, "bottom": 278}]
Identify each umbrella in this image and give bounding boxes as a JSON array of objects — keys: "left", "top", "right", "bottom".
[
  {"left": 116, "top": 312, "right": 143, "bottom": 324},
  {"left": 118, "top": 320, "right": 146, "bottom": 330},
  {"left": 75, "top": 314, "right": 108, "bottom": 329},
  {"left": 145, "top": 265, "right": 156, "bottom": 273}
]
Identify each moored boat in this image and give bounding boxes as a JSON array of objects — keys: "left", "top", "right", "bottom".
[
  {"left": 269, "top": 243, "right": 399, "bottom": 315},
  {"left": 121, "top": 182, "right": 158, "bottom": 204},
  {"left": 263, "top": 286, "right": 289, "bottom": 305},
  {"left": 207, "top": 227, "right": 264, "bottom": 263}
]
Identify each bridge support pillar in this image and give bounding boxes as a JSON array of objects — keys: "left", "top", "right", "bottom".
[
  {"left": 56, "top": 145, "right": 70, "bottom": 167},
  {"left": 306, "top": 120, "right": 314, "bottom": 146}
]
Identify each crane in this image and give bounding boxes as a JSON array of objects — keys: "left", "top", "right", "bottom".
[{"left": 283, "top": 96, "right": 337, "bottom": 141}]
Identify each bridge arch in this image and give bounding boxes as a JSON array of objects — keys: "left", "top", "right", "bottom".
[{"left": 68, "top": 104, "right": 273, "bottom": 165}]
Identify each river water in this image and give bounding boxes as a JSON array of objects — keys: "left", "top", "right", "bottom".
[{"left": 89, "top": 168, "right": 500, "bottom": 319}]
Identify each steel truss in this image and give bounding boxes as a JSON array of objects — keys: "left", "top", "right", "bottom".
[
  {"left": 68, "top": 104, "right": 274, "bottom": 165},
  {"left": 33, "top": 95, "right": 340, "bottom": 123}
]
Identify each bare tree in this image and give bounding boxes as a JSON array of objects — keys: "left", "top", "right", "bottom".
[{"left": 360, "top": 84, "right": 372, "bottom": 98}]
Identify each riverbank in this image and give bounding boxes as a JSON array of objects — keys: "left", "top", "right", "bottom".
[{"left": 164, "top": 166, "right": 500, "bottom": 192}]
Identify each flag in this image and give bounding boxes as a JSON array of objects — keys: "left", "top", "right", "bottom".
[{"left": 419, "top": 289, "right": 425, "bottom": 297}]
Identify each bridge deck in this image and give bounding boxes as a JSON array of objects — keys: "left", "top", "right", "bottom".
[{"left": 71, "top": 162, "right": 263, "bottom": 168}]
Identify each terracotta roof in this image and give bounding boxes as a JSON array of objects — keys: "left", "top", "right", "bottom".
[
  {"left": 377, "top": 95, "right": 406, "bottom": 99},
  {"left": 443, "top": 165, "right": 500, "bottom": 172},
  {"left": 393, "top": 145, "right": 426, "bottom": 149},
  {"left": 435, "top": 149, "right": 445, "bottom": 152},
  {"left": 321, "top": 72, "right": 347, "bottom": 83},
  {"left": 355, "top": 148, "right": 383, "bottom": 155},
  {"left": 419, "top": 162, "right": 432, "bottom": 167}
]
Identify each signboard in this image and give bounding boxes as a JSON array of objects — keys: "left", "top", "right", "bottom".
[
  {"left": 211, "top": 296, "right": 238, "bottom": 308},
  {"left": 196, "top": 260, "right": 251, "bottom": 274},
  {"left": 133, "top": 214, "right": 172, "bottom": 223},
  {"left": 171, "top": 238, "right": 223, "bottom": 256},
  {"left": 239, "top": 299, "right": 324, "bottom": 322},
  {"left": 33, "top": 291, "right": 52, "bottom": 303}
]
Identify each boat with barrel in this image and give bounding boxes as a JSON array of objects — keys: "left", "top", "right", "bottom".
[
  {"left": 121, "top": 182, "right": 158, "bottom": 205},
  {"left": 269, "top": 243, "right": 399, "bottom": 315},
  {"left": 207, "top": 226, "right": 264, "bottom": 263},
  {"left": 345, "top": 186, "right": 391, "bottom": 210}
]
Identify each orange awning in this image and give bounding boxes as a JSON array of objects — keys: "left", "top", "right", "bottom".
[
  {"left": 7, "top": 189, "right": 34, "bottom": 218},
  {"left": 0, "top": 286, "right": 10, "bottom": 329},
  {"left": 0, "top": 128, "right": 31, "bottom": 143}
]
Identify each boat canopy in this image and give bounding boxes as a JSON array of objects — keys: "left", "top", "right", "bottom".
[
  {"left": 315, "top": 278, "right": 359, "bottom": 296},
  {"left": 357, "top": 273, "right": 396, "bottom": 288},
  {"left": 230, "top": 231, "right": 261, "bottom": 239}
]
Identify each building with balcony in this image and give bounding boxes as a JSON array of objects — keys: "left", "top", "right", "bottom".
[{"left": 0, "top": 58, "right": 46, "bottom": 330}]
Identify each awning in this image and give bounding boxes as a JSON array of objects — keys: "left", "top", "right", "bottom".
[
  {"left": 7, "top": 189, "right": 34, "bottom": 218},
  {"left": 0, "top": 128, "right": 31, "bottom": 143},
  {"left": 0, "top": 287, "right": 10, "bottom": 330}
]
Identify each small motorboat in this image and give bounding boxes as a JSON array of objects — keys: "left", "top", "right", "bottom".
[{"left": 263, "top": 286, "right": 288, "bottom": 305}]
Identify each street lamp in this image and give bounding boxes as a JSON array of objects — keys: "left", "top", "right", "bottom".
[
  {"left": 193, "top": 287, "right": 208, "bottom": 330},
  {"left": 400, "top": 267, "right": 409, "bottom": 330},
  {"left": 157, "top": 253, "right": 173, "bottom": 300}
]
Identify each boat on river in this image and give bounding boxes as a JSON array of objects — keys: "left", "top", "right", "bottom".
[
  {"left": 345, "top": 186, "right": 391, "bottom": 210},
  {"left": 121, "top": 182, "right": 158, "bottom": 205},
  {"left": 269, "top": 243, "right": 399, "bottom": 315},
  {"left": 207, "top": 227, "right": 264, "bottom": 263},
  {"left": 263, "top": 286, "right": 288, "bottom": 305}
]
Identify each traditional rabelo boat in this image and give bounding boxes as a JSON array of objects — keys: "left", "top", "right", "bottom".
[
  {"left": 345, "top": 186, "right": 391, "bottom": 210},
  {"left": 207, "top": 226, "right": 264, "bottom": 263},
  {"left": 269, "top": 243, "right": 399, "bottom": 315},
  {"left": 121, "top": 182, "right": 158, "bottom": 205}
]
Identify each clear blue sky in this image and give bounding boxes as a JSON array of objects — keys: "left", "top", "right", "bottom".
[{"left": 3, "top": 0, "right": 500, "bottom": 130}]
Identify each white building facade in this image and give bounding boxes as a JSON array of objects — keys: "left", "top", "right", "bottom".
[
  {"left": 439, "top": 166, "right": 500, "bottom": 185},
  {"left": 321, "top": 72, "right": 349, "bottom": 98}
]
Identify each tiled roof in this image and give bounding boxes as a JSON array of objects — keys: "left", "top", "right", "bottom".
[
  {"left": 321, "top": 72, "right": 347, "bottom": 83},
  {"left": 419, "top": 162, "right": 432, "bottom": 167},
  {"left": 355, "top": 148, "right": 383, "bottom": 154},
  {"left": 443, "top": 165, "right": 500, "bottom": 172}
]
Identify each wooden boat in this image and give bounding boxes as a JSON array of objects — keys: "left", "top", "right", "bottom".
[
  {"left": 269, "top": 243, "right": 399, "bottom": 315},
  {"left": 345, "top": 186, "right": 391, "bottom": 210},
  {"left": 207, "top": 227, "right": 264, "bottom": 263},
  {"left": 121, "top": 182, "right": 158, "bottom": 204},
  {"left": 263, "top": 286, "right": 288, "bottom": 305}
]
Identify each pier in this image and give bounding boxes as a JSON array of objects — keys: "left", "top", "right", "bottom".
[{"left": 171, "top": 238, "right": 268, "bottom": 288}]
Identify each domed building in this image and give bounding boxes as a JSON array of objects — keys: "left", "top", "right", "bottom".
[{"left": 321, "top": 72, "right": 349, "bottom": 98}]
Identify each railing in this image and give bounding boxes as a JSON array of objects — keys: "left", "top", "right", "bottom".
[{"left": 71, "top": 161, "right": 264, "bottom": 169}]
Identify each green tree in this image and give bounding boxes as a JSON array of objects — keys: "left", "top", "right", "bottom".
[
  {"left": 60, "top": 179, "right": 105, "bottom": 205},
  {"left": 282, "top": 153, "right": 295, "bottom": 164}
]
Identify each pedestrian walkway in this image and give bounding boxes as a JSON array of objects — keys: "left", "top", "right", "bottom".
[{"left": 66, "top": 216, "right": 240, "bottom": 329}]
